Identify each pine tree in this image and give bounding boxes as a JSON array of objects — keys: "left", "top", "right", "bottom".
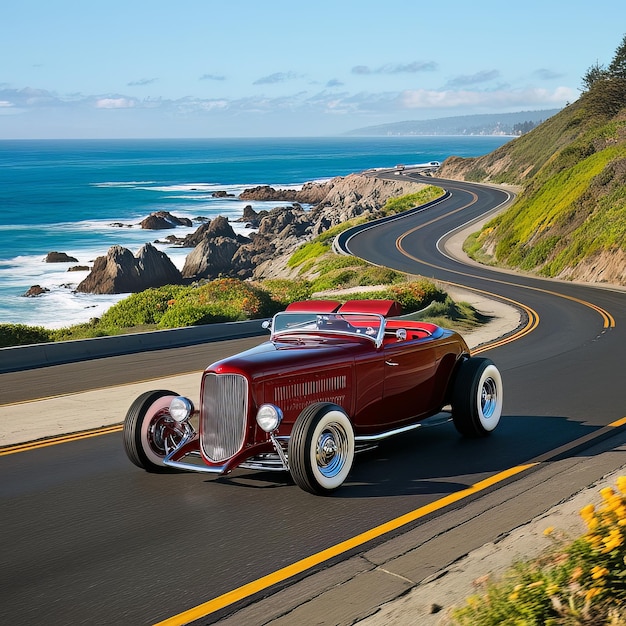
[
  {"left": 581, "top": 61, "right": 607, "bottom": 91},
  {"left": 608, "top": 33, "right": 626, "bottom": 78}
]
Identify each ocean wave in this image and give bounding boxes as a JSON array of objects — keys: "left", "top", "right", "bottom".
[{"left": 90, "top": 181, "right": 157, "bottom": 188}]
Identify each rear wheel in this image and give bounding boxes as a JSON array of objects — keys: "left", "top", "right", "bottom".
[
  {"left": 288, "top": 403, "right": 355, "bottom": 495},
  {"left": 123, "top": 390, "right": 187, "bottom": 472},
  {"left": 451, "top": 358, "right": 503, "bottom": 437}
]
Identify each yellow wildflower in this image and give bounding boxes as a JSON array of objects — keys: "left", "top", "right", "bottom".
[
  {"left": 585, "top": 587, "right": 601, "bottom": 602},
  {"left": 526, "top": 580, "right": 544, "bottom": 589},
  {"left": 580, "top": 503, "right": 595, "bottom": 520},
  {"left": 543, "top": 526, "right": 555, "bottom": 536},
  {"left": 591, "top": 565, "right": 609, "bottom": 580},
  {"left": 616, "top": 476, "right": 626, "bottom": 494},
  {"left": 601, "top": 486, "right": 616, "bottom": 500}
]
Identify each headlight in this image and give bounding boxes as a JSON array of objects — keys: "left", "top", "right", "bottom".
[
  {"left": 256, "top": 404, "right": 283, "bottom": 432},
  {"left": 169, "top": 396, "right": 194, "bottom": 423}
]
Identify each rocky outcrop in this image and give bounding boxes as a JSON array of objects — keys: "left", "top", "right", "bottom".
[
  {"left": 189, "top": 174, "right": 426, "bottom": 281},
  {"left": 178, "top": 215, "right": 251, "bottom": 249},
  {"left": 79, "top": 174, "right": 427, "bottom": 291},
  {"left": 23, "top": 285, "right": 50, "bottom": 297},
  {"left": 235, "top": 205, "right": 269, "bottom": 228},
  {"left": 238, "top": 180, "right": 335, "bottom": 205},
  {"left": 239, "top": 185, "right": 298, "bottom": 202},
  {"left": 76, "top": 243, "right": 182, "bottom": 294},
  {"left": 180, "top": 216, "right": 253, "bottom": 280},
  {"left": 181, "top": 237, "right": 242, "bottom": 280},
  {"left": 140, "top": 211, "right": 193, "bottom": 229},
  {"left": 44, "top": 252, "right": 78, "bottom": 263}
]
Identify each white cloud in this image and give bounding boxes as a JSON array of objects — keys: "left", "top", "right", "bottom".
[
  {"left": 399, "top": 86, "right": 576, "bottom": 110},
  {"left": 95, "top": 97, "right": 136, "bottom": 109}
]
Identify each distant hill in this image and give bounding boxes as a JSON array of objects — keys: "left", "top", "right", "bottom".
[
  {"left": 345, "top": 110, "right": 561, "bottom": 137},
  {"left": 439, "top": 81, "right": 626, "bottom": 286}
]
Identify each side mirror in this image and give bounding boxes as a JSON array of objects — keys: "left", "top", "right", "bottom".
[
  {"left": 395, "top": 328, "right": 407, "bottom": 341},
  {"left": 262, "top": 319, "right": 271, "bottom": 331}
]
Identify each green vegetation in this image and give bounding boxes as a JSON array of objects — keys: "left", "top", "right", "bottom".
[
  {"left": 0, "top": 324, "right": 55, "bottom": 348},
  {"left": 287, "top": 186, "right": 444, "bottom": 271},
  {"left": 460, "top": 34, "right": 626, "bottom": 282},
  {"left": 378, "top": 187, "right": 444, "bottom": 217},
  {"left": 451, "top": 477, "right": 626, "bottom": 625},
  {"left": 0, "top": 271, "right": 483, "bottom": 347}
]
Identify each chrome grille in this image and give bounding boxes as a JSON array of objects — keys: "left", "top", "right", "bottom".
[{"left": 201, "top": 373, "right": 248, "bottom": 462}]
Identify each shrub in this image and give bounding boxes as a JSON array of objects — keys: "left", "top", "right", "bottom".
[
  {"left": 380, "top": 187, "right": 444, "bottom": 216},
  {"left": 451, "top": 477, "right": 626, "bottom": 625},
  {"left": 157, "top": 303, "right": 234, "bottom": 328},
  {"left": 261, "top": 279, "right": 313, "bottom": 306},
  {"left": 99, "top": 285, "right": 185, "bottom": 328},
  {"left": 382, "top": 280, "right": 446, "bottom": 311},
  {"left": 154, "top": 278, "right": 279, "bottom": 328},
  {"left": 0, "top": 323, "right": 54, "bottom": 348}
]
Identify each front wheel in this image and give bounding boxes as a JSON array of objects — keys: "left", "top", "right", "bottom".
[
  {"left": 288, "top": 403, "right": 355, "bottom": 495},
  {"left": 451, "top": 358, "right": 503, "bottom": 437},
  {"left": 123, "top": 390, "right": 188, "bottom": 472}
]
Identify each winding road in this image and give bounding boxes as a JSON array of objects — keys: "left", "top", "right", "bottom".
[{"left": 1, "top": 172, "right": 625, "bottom": 625}]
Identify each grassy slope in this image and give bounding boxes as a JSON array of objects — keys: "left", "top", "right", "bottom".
[{"left": 447, "top": 80, "right": 626, "bottom": 280}]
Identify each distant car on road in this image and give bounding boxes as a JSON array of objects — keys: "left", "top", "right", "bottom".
[{"left": 123, "top": 299, "right": 503, "bottom": 495}]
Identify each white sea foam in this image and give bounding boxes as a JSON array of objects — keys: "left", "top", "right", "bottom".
[{"left": 0, "top": 218, "right": 256, "bottom": 329}]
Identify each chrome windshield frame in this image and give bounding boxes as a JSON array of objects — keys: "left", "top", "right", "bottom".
[{"left": 269, "top": 311, "right": 386, "bottom": 348}]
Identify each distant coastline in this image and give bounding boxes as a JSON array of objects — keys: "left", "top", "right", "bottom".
[{"left": 345, "top": 108, "right": 561, "bottom": 137}]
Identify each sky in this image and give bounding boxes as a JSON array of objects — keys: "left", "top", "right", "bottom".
[{"left": 2, "top": 0, "right": 625, "bottom": 139}]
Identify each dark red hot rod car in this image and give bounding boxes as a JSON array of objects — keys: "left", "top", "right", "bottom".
[{"left": 123, "top": 299, "right": 503, "bottom": 495}]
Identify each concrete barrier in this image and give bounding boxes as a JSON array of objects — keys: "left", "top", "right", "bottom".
[{"left": 0, "top": 319, "right": 268, "bottom": 373}]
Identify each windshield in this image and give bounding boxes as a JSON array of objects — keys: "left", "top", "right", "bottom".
[{"left": 271, "top": 311, "right": 385, "bottom": 347}]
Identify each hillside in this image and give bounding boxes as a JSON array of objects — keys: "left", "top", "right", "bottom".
[
  {"left": 345, "top": 109, "right": 560, "bottom": 137},
  {"left": 438, "top": 79, "right": 626, "bottom": 286}
]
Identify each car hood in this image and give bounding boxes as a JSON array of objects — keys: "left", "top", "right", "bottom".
[{"left": 207, "top": 336, "right": 370, "bottom": 380}]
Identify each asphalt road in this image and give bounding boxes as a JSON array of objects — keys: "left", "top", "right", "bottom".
[{"left": 1, "top": 173, "right": 625, "bottom": 625}]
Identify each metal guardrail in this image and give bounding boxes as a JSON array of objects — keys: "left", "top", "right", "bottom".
[{"left": 0, "top": 319, "right": 268, "bottom": 373}]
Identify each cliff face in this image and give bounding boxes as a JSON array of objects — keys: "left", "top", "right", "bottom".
[{"left": 437, "top": 81, "right": 626, "bottom": 287}]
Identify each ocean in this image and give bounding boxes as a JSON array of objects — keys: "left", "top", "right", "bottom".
[{"left": 0, "top": 136, "right": 512, "bottom": 329}]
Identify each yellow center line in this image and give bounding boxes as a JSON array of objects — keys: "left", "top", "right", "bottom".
[
  {"left": 394, "top": 203, "right": 615, "bottom": 330},
  {"left": 153, "top": 462, "right": 537, "bottom": 626},
  {"left": 0, "top": 425, "right": 123, "bottom": 456}
]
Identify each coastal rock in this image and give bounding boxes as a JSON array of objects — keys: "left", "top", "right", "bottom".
[
  {"left": 239, "top": 181, "right": 329, "bottom": 204},
  {"left": 179, "top": 215, "right": 250, "bottom": 248},
  {"left": 44, "top": 251, "right": 79, "bottom": 263},
  {"left": 211, "top": 191, "right": 235, "bottom": 198},
  {"left": 181, "top": 237, "right": 241, "bottom": 280},
  {"left": 140, "top": 211, "right": 193, "bottom": 230},
  {"left": 68, "top": 265, "right": 90, "bottom": 272},
  {"left": 76, "top": 243, "right": 182, "bottom": 294},
  {"left": 239, "top": 185, "right": 296, "bottom": 202},
  {"left": 23, "top": 285, "right": 50, "bottom": 297},
  {"left": 235, "top": 205, "right": 269, "bottom": 228}
]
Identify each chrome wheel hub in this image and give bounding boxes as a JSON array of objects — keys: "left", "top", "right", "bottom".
[
  {"left": 315, "top": 425, "right": 348, "bottom": 477},
  {"left": 481, "top": 377, "right": 498, "bottom": 418}
]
